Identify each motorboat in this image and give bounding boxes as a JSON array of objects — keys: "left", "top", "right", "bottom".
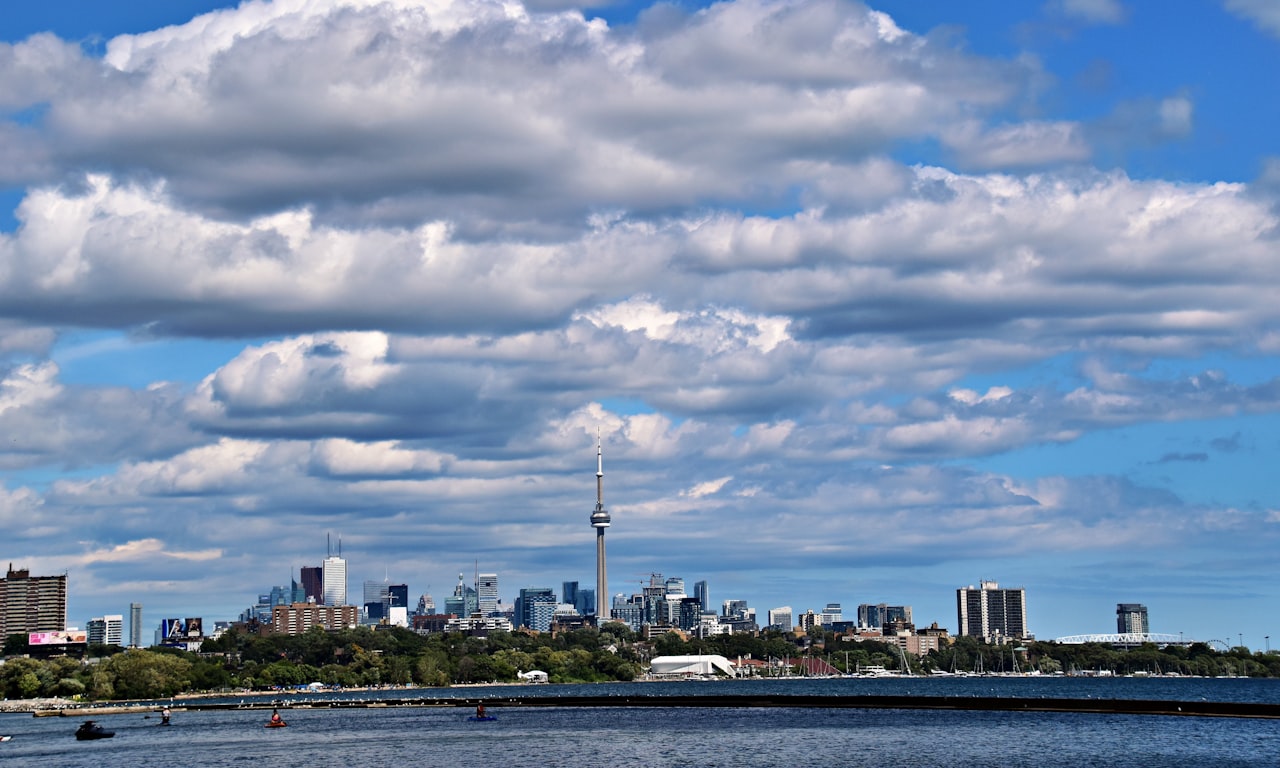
[{"left": 75, "top": 721, "right": 115, "bottom": 740}]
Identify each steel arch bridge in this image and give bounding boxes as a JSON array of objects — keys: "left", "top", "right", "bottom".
[{"left": 1053, "top": 633, "right": 1228, "bottom": 650}]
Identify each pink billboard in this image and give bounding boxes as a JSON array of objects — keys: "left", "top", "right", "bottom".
[{"left": 28, "top": 630, "right": 88, "bottom": 645}]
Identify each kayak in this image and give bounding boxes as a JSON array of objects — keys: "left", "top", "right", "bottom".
[{"left": 265, "top": 721, "right": 288, "bottom": 728}]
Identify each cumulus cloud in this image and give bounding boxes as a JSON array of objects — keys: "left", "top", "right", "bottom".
[
  {"left": 1, "top": 0, "right": 1277, "bottom": 633},
  {"left": 1225, "top": 0, "right": 1280, "bottom": 38}
]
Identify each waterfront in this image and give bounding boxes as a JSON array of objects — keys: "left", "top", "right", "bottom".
[{"left": 4, "top": 677, "right": 1280, "bottom": 766}]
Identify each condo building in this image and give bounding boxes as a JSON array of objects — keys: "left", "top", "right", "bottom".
[
  {"left": 957, "top": 581, "right": 1028, "bottom": 642},
  {"left": 1, "top": 566, "right": 67, "bottom": 638}
]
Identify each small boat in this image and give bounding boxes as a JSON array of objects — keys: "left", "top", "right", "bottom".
[
  {"left": 75, "top": 721, "right": 115, "bottom": 740},
  {"left": 265, "top": 720, "right": 288, "bottom": 728},
  {"left": 1, "top": 735, "right": 12, "bottom": 742}
]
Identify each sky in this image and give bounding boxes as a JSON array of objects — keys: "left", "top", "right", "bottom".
[{"left": 2, "top": 0, "right": 1279, "bottom": 649}]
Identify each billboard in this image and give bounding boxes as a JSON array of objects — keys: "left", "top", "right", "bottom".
[
  {"left": 29, "top": 630, "right": 88, "bottom": 646},
  {"left": 160, "top": 618, "right": 185, "bottom": 640},
  {"left": 185, "top": 618, "right": 204, "bottom": 638}
]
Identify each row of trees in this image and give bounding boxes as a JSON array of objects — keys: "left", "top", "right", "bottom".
[{"left": 5, "top": 624, "right": 1280, "bottom": 702}]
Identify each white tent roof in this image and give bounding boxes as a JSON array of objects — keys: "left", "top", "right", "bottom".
[{"left": 648, "top": 654, "right": 735, "bottom": 676}]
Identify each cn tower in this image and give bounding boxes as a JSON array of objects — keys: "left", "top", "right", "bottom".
[{"left": 589, "top": 431, "right": 611, "bottom": 622}]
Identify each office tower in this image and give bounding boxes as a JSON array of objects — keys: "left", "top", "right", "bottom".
[
  {"left": 589, "top": 433, "right": 611, "bottom": 621},
  {"left": 387, "top": 584, "right": 409, "bottom": 611},
  {"left": 642, "top": 575, "right": 668, "bottom": 625},
  {"left": 444, "top": 573, "right": 477, "bottom": 616},
  {"left": 578, "top": 588, "right": 595, "bottom": 617},
  {"left": 694, "top": 581, "right": 709, "bottom": 613},
  {"left": 417, "top": 592, "right": 435, "bottom": 615},
  {"left": 517, "top": 587, "right": 558, "bottom": 631},
  {"left": 0, "top": 565, "right": 67, "bottom": 638},
  {"left": 478, "top": 573, "right": 499, "bottom": 616},
  {"left": 1117, "top": 603, "right": 1149, "bottom": 634},
  {"left": 301, "top": 566, "right": 323, "bottom": 603},
  {"left": 722, "top": 599, "right": 749, "bottom": 619},
  {"left": 87, "top": 614, "right": 123, "bottom": 646},
  {"left": 768, "top": 606, "right": 793, "bottom": 632},
  {"left": 821, "top": 603, "right": 842, "bottom": 624},
  {"left": 129, "top": 603, "right": 143, "bottom": 648},
  {"left": 364, "top": 580, "right": 389, "bottom": 621},
  {"left": 322, "top": 555, "right": 347, "bottom": 606},
  {"left": 957, "top": 581, "right": 1027, "bottom": 641},
  {"left": 665, "top": 577, "right": 685, "bottom": 596},
  {"left": 562, "top": 581, "right": 579, "bottom": 609}
]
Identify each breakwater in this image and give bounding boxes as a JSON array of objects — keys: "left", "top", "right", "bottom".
[{"left": 39, "top": 692, "right": 1280, "bottom": 719}]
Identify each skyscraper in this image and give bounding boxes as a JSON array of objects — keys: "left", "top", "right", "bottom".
[
  {"left": 957, "top": 581, "right": 1027, "bottom": 641},
  {"left": 1116, "top": 603, "right": 1149, "bottom": 634},
  {"left": 768, "top": 606, "right": 793, "bottom": 632},
  {"left": 444, "top": 573, "right": 477, "bottom": 616},
  {"left": 323, "top": 546, "right": 348, "bottom": 607},
  {"left": 364, "top": 579, "right": 389, "bottom": 621},
  {"left": 1, "top": 565, "right": 67, "bottom": 638},
  {"left": 694, "top": 580, "right": 709, "bottom": 613},
  {"left": 301, "top": 566, "right": 323, "bottom": 603},
  {"left": 87, "top": 615, "right": 123, "bottom": 646},
  {"left": 589, "top": 432, "right": 611, "bottom": 622},
  {"left": 478, "top": 573, "right": 499, "bottom": 616},
  {"left": 517, "top": 587, "right": 557, "bottom": 631},
  {"left": 129, "top": 602, "right": 143, "bottom": 648}
]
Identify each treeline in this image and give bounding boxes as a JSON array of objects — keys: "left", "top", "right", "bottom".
[
  {"left": 1, "top": 622, "right": 643, "bottom": 701},
  {"left": 4, "top": 624, "right": 1279, "bottom": 702}
]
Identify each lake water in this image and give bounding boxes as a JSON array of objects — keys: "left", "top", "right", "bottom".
[{"left": 4, "top": 677, "right": 1279, "bottom": 767}]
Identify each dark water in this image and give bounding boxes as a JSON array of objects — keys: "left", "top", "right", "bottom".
[{"left": 4, "top": 678, "right": 1280, "bottom": 767}]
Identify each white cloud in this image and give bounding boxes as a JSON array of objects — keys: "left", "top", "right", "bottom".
[
  {"left": 1048, "top": 0, "right": 1127, "bottom": 25},
  {"left": 1225, "top": 0, "right": 1280, "bottom": 38}
]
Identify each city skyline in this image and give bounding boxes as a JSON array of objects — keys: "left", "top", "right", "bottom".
[{"left": 2, "top": 0, "right": 1279, "bottom": 649}]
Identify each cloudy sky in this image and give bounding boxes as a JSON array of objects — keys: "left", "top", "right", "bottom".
[{"left": 2, "top": 0, "right": 1278, "bottom": 647}]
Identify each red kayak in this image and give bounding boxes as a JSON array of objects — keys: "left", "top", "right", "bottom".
[{"left": 265, "top": 721, "right": 288, "bottom": 728}]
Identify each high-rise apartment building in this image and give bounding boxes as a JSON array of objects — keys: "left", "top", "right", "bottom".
[
  {"left": 272, "top": 602, "right": 360, "bottom": 635},
  {"left": 858, "top": 603, "right": 912, "bottom": 628},
  {"left": 957, "top": 581, "right": 1027, "bottom": 641},
  {"left": 1, "top": 566, "right": 67, "bottom": 638},
  {"left": 87, "top": 614, "right": 123, "bottom": 646},
  {"left": 694, "top": 581, "right": 709, "bottom": 613},
  {"left": 1116, "top": 603, "right": 1149, "bottom": 634},
  {"left": 129, "top": 603, "right": 143, "bottom": 648},
  {"left": 478, "top": 573, "right": 499, "bottom": 616},
  {"left": 768, "top": 606, "right": 793, "bottom": 632}
]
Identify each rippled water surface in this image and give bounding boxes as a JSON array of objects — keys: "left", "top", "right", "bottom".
[{"left": 4, "top": 677, "right": 1279, "bottom": 767}]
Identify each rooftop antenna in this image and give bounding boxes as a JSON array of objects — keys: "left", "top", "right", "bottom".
[{"left": 327, "top": 533, "right": 331, "bottom": 558}]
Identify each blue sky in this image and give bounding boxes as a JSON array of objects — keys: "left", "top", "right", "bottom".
[{"left": 2, "top": 0, "right": 1278, "bottom": 649}]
